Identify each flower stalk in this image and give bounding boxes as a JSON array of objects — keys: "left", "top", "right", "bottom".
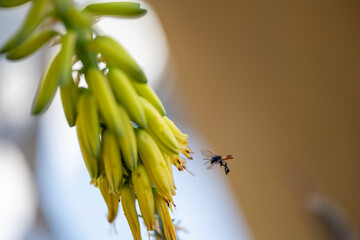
[{"left": 0, "top": 1, "right": 193, "bottom": 239}]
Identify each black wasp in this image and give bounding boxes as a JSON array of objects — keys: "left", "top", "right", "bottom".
[{"left": 201, "top": 149, "right": 234, "bottom": 175}]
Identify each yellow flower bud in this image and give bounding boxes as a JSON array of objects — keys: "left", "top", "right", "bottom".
[
  {"left": 132, "top": 164, "right": 155, "bottom": 231},
  {"left": 154, "top": 189, "right": 177, "bottom": 240},
  {"left": 136, "top": 129, "right": 174, "bottom": 200},
  {"left": 98, "top": 176, "right": 119, "bottom": 223},
  {"left": 121, "top": 183, "right": 142, "bottom": 240}
]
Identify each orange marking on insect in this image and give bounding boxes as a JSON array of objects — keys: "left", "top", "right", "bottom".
[{"left": 221, "top": 154, "right": 234, "bottom": 161}]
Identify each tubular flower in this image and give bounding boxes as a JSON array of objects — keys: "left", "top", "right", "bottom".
[
  {"left": 154, "top": 189, "right": 177, "bottom": 240},
  {"left": 98, "top": 175, "right": 119, "bottom": 223},
  {"left": 132, "top": 164, "right": 155, "bottom": 231},
  {"left": 0, "top": 0, "right": 193, "bottom": 239},
  {"left": 121, "top": 183, "right": 141, "bottom": 240}
]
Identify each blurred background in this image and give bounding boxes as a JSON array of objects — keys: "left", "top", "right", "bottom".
[{"left": 0, "top": 0, "right": 359, "bottom": 240}]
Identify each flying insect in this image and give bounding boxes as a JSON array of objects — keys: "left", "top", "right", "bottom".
[{"left": 201, "top": 149, "right": 234, "bottom": 175}]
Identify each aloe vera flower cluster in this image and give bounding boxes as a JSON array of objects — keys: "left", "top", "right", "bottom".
[{"left": 0, "top": 0, "right": 193, "bottom": 239}]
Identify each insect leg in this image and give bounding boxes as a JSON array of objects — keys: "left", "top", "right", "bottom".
[
  {"left": 224, "top": 163, "right": 230, "bottom": 175},
  {"left": 207, "top": 163, "right": 217, "bottom": 169}
]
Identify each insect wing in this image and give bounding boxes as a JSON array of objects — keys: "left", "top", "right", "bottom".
[
  {"left": 206, "top": 163, "right": 217, "bottom": 170},
  {"left": 201, "top": 149, "right": 216, "bottom": 158}
]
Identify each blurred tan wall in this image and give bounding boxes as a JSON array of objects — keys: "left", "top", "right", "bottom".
[{"left": 148, "top": 0, "right": 360, "bottom": 239}]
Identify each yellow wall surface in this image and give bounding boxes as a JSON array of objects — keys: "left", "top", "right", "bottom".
[{"left": 148, "top": 0, "right": 360, "bottom": 239}]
